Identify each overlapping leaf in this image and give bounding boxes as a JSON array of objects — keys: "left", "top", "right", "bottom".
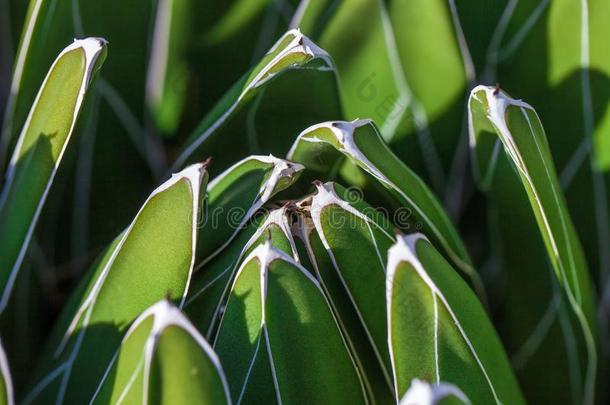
[
  {"left": 196, "top": 155, "right": 303, "bottom": 266},
  {"left": 387, "top": 234, "right": 524, "bottom": 404},
  {"left": 294, "top": 181, "right": 395, "bottom": 404},
  {"left": 186, "top": 206, "right": 299, "bottom": 339},
  {"left": 469, "top": 85, "right": 598, "bottom": 404},
  {"left": 288, "top": 119, "right": 482, "bottom": 296},
  {"left": 91, "top": 300, "right": 231, "bottom": 404},
  {"left": 0, "top": 38, "right": 106, "bottom": 312},
  {"left": 214, "top": 236, "right": 367, "bottom": 404},
  {"left": 23, "top": 163, "right": 207, "bottom": 404}
]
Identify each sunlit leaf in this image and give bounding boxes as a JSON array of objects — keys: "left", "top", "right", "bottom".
[
  {"left": 0, "top": 38, "right": 106, "bottom": 312},
  {"left": 23, "top": 163, "right": 207, "bottom": 404},
  {"left": 91, "top": 300, "right": 231, "bottom": 405},
  {"left": 172, "top": 28, "right": 342, "bottom": 177},
  {"left": 469, "top": 85, "right": 598, "bottom": 404}
]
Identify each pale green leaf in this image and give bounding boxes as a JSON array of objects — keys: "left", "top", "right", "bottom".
[
  {"left": 91, "top": 300, "right": 231, "bottom": 405},
  {"left": 23, "top": 163, "right": 207, "bottom": 404},
  {"left": 0, "top": 38, "right": 107, "bottom": 312}
]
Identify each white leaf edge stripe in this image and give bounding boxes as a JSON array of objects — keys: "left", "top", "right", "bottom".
[
  {"left": 188, "top": 206, "right": 300, "bottom": 339},
  {"left": 468, "top": 84, "right": 596, "bottom": 404},
  {"left": 399, "top": 378, "right": 470, "bottom": 405},
  {"left": 22, "top": 163, "right": 205, "bottom": 405},
  {"left": 197, "top": 154, "right": 304, "bottom": 269},
  {"left": 288, "top": 119, "right": 475, "bottom": 277},
  {"left": 171, "top": 28, "right": 335, "bottom": 170},
  {"left": 309, "top": 181, "right": 395, "bottom": 388},
  {"left": 386, "top": 234, "right": 499, "bottom": 404},
  {"left": 214, "top": 239, "right": 368, "bottom": 404},
  {"left": 0, "top": 340, "right": 14, "bottom": 405},
  {"left": 145, "top": 0, "right": 173, "bottom": 108},
  {"left": 0, "top": 37, "right": 106, "bottom": 313},
  {"left": 89, "top": 300, "right": 232, "bottom": 404},
  {"left": 0, "top": 0, "right": 43, "bottom": 148}
]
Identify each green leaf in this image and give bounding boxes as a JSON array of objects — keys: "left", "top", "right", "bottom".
[
  {"left": 0, "top": 340, "right": 14, "bottom": 405},
  {"left": 197, "top": 155, "right": 304, "bottom": 266},
  {"left": 214, "top": 238, "right": 367, "bottom": 404},
  {"left": 288, "top": 119, "right": 483, "bottom": 297},
  {"left": 293, "top": 181, "right": 395, "bottom": 404},
  {"left": 169, "top": 0, "right": 300, "bottom": 134},
  {"left": 2, "top": 0, "right": 165, "bottom": 257},
  {"left": 186, "top": 206, "right": 299, "bottom": 339},
  {"left": 387, "top": 234, "right": 524, "bottom": 404},
  {"left": 0, "top": 38, "right": 107, "bottom": 312},
  {"left": 171, "top": 28, "right": 342, "bottom": 177},
  {"left": 23, "top": 163, "right": 207, "bottom": 404},
  {"left": 146, "top": 0, "right": 193, "bottom": 135},
  {"left": 485, "top": 0, "right": 610, "bottom": 284},
  {"left": 469, "top": 85, "right": 598, "bottom": 404},
  {"left": 294, "top": 0, "right": 472, "bottom": 192},
  {"left": 91, "top": 300, "right": 231, "bottom": 404}
]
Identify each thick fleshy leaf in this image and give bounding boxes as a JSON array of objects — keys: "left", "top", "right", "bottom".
[
  {"left": 23, "top": 163, "right": 207, "bottom": 404},
  {"left": 287, "top": 119, "right": 482, "bottom": 297},
  {"left": 214, "top": 238, "right": 367, "bottom": 404},
  {"left": 469, "top": 85, "right": 598, "bottom": 404},
  {"left": 150, "top": 0, "right": 301, "bottom": 136},
  {"left": 197, "top": 155, "right": 303, "bottom": 266},
  {"left": 387, "top": 234, "right": 524, "bottom": 404},
  {"left": 186, "top": 206, "right": 299, "bottom": 338},
  {"left": 0, "top": 38, "right": 106, "bottom": 312},
  {"left": 292, "top": 0, "right": 472, "bottom": 194},
  {"left": 2, "top": 0, "right": 162, "bottom": 257},
  {"left": 483, "top": 0, "right": 610, "bottom": 286},
  {"left": 293, "top": 181, "right": 395, "bottom": 404},
  {"left": 171, "top": 28, "right": 342, "bottom": 177},
  {"left": 91, "top": 300, "right": 231, "bottom": 404}
]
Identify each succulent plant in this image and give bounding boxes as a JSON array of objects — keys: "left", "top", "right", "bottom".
[{"left": 0, "top": 1, "right": 608, "bottom": 404}]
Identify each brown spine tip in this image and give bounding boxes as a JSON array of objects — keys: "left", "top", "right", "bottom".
[
  {"left": 493, "top": 83, "right": 500, "bottom": 95},
  {"left": 201, "top": 156, "right": 213, "bottom": 169}
]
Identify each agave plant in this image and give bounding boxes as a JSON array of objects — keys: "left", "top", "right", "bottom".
[{"left": 0, "top": 0, "right": 608, "bottom": 404}]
